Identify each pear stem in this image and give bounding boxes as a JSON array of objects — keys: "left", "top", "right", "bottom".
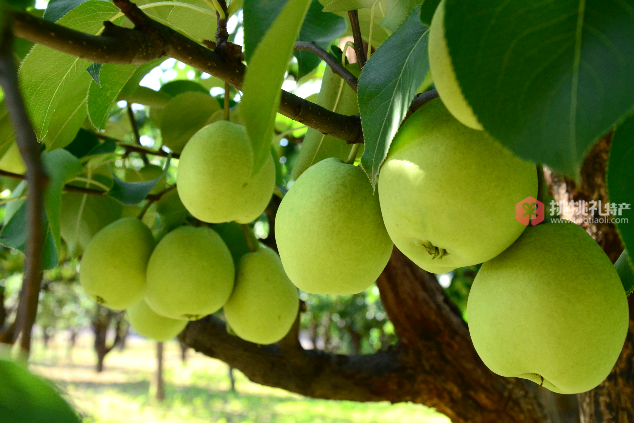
[
  {"left": 241, "top": 224, "right": 259, "bottom": 252},
  {"left": 345, "top": 143, "right": 360, "bottom": 164}
]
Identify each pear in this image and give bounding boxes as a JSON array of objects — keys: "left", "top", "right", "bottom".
[
  {"left": 276, "top": 158, "right": 393, "bottom": 294},
  {"left": 0, "top": 358, "right": 80, "bottom": 423},
  {"left": 224, "top": 246, "right": 299, "bottom": 344},
  {"left": 145, "top": 226, "right": 234, "bottom": 320},
  {"left": 79, "top": 218, "right": 155, "bottom": 310},
  {"left": 378, "top": 98, "right": 537, "bottom": 273},
  {"left": 467, "top": 222, "right": 629, "bottom": 394},
  {"left": 428, "top": 0, "right": 482, "bottom": 130},
  {"left": 176, "top": 121, "right": 275, "bottom": 224},
  {"left": 126, "top": 299, "right": 188, "bottom": 342}
]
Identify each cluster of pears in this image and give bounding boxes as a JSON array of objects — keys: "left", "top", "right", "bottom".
[
  {"left": 368, "top": 0, "right": 629, "bottom": 394},
  {"left": 78, "top": 118, "right": 302, "bottom": 345},
  {"left": 274, "top": 5, "right": 630, "bottom": 391},
  {"left": 79, "top": 218, "right": 299, "bottom": 345},
  {"left": 276, "top": 97, "right": 538, "bottom": 295}
]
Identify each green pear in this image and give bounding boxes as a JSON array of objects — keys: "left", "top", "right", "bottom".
[
  {"left": 176, "top": 121, "right": 275, "bottom": 224},
  {"left": 224, "top": 246, "right": 299, "bottom": 344},
  {"left": 291, "top": 65, "right": 360, "bottom": 180},
  {"left": 428, "top": 0, "right": 482, "bottom": 130},
  {"left": 145, "top": 226, "right": 234, "bottom": 320},
  {"left": 276, "top": 158, "right": 393, "bottom": 294},
  {"left": 60, "top": 193, "right": 124, "bottom": 256},
  {"left": 0, "top": 358, "right": 80, "bottom": 423},
  {"left": 467, "top": 222, "right": 629, "bottom": 394},
  {"left": 378, "top": 98, "right": 537, "bottom": 273},
  {"left": 79, "top": 218, "right": 155, "bottom": 310},
  {"left": 126, "top": 299, "right": 188, "bottom": 342}
]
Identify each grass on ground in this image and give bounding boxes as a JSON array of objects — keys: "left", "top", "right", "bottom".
[{"left": 29, "top": 336, "right": 450, "bottom": 423}]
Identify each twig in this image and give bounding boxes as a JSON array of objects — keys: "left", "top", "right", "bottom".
[
  {"left": 347, "top": 11, "right": 367, "bottom": 68},
  {"left": 10, "top": 3, "right": 364, "bottom": 144},
  {"left": 0, "top": 169, "right": 170, "bottom": 201},
  {"left": 0, "top": 27, "right": 48, "bottom": 355},
  {"left": 137, "top": 184, "right": 176, "bottom": 219},
  {"left": 405, "top": 89, "right": 439, "bottom": 120},
  {"left": 127, "top": 104, "right": 149, "bottom": 165},
  {"left": 294, "top": 42, "right": 358, "bottom": 92}
]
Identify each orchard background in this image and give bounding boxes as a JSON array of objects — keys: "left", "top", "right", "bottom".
[{"left": 0, "top": 0, "right": 633, "bottom": 422}]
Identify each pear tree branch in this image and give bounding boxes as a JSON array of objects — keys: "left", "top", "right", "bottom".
[
  {"left": 9, "top": 2, "right": 364, "bottom": 144},
  {"left": 0, "top": 28, "right": 48, "bottom": 355}
]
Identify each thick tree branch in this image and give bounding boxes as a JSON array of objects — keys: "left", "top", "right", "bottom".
[
  {"left": 10, "top": 3, "right": 364, "bottom": 144},
  {"left": 0, "top": 27, "right": 48, "bottom": 355},
  {"left": 294, "top": 41, "right": 358, "bottom": 92},
  {"left": 182, "top": 248, "right": 550, "bottom": 423}
]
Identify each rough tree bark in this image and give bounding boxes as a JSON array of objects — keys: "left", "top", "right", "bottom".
[{"left": 546, "top": 136, "right": 634, "bottom": 423}]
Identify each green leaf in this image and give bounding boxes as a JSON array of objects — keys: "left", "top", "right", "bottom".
[
  {"left": 42, "top": 72, "right": 91, "bottom": 152},
  {"left": 0, "top": 359, "right": 81, "bottom": 423},
  {"left": 241, "top": 0, "right": 312, "bottom": 176},
  {"left": 107, "top": 157, "right": 171, "bottom": 205},
  {"left": 63, "top": 128, "right": 100, "bottom": 159},
  {"left": 19, "top": 0, "right": 120, "bottom": 140},
  {"left": 88, "top": 64, "right": 143, "bottom": 130},
  {"left": 43, "top": 0, "right": 90, "bottom": 22},
  {"left": 0, "top": 203, "right": 59, "bottom": 270},
  {"left": 243, "top": 0, "right": 289, "bottom": 62},
  {"left": 359, "top": 6, "right": 429, "bottom": 186},
  {"left": 615, "top": 250, "right": 634, "bottom": 296},
  {"left": 86, "top": 62, "right": 102, "bottom": 85},
  {"left": 156, "top": 189, "right": 189, "bottom": 231},
  {"left": 381, "top": 0, "right": 422, "bottom": 32},
  {"left": 322, "top": 0, "right": 378, "bottom": 12},
  {"left": 294, "top": 0, "right": 347, "bottom": 78},
  {"left": 0, "top": 102, "right": 16, "bottom": 156},
  {"left": 42, "top": 149, "right": 83, "bottom": 253},
  {"left": 418, "top": 0, "right": 439, "bottom": 26},
  {"left": 159, "top": 92, "right": 221, "bottom": 153},
  {"left": 168, "top": 0, "right": 218, "bottom": 42},
  {"left": 607, "top": 114, "right": 634, "bottom": 256},
  {"left": 444, "top": 0, "right": 634, "bottom": 176}
]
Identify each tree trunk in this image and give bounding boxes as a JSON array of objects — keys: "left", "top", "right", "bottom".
[
  {"left": 152, "top": 341, "right": 165, "bottom": 402},
  {"left": 179, "top": 339, "right": 188, "bottom": 365},
  {"left": 67, "top": 329, "right": 77, "bottom": 361},
  {"left": 228, "top": 366, "right": 236, "bottom": 392},
  {"left": 92, "top": 307, "right": 124, "bottom": 373}
]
